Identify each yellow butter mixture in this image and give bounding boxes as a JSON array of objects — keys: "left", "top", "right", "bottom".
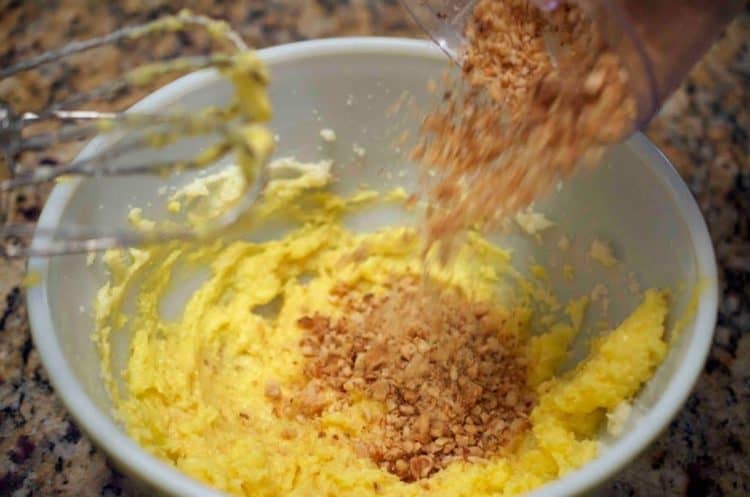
[{"left": 94, "top": 159, "right": 671, "bottom": 497}]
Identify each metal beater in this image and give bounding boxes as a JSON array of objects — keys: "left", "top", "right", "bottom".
[{"left": 0, "top": 10, "right": 272, "bottom": 258}]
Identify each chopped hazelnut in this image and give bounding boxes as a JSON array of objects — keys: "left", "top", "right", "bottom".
[
  {"left": 292, "top": 277, "right": 534, "bottom": 481},
  {"left": 264, "top": 381, "right": 281, "bottom": 400}
]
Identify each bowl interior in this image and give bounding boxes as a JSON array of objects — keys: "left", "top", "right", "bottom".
[{"left": 28, "top": 39, "right": 716, "bottom": 497}]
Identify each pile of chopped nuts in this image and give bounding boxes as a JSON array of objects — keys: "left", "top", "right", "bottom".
[
  {"left": 412, "top": 0, "right": 637, "bottom": 249},
  {"left": 291, "top": 278, "right": 534, "bottom": 482}
]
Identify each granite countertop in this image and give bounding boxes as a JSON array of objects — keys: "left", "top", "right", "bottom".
[{"left": 0, "top": 1, "right": 748, "bottom": 496}]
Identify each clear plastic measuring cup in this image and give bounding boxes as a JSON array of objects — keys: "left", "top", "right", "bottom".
[{"left": 399, "top": 0, "right": 743, "bottom": 126}]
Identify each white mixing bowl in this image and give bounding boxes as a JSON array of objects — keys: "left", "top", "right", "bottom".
[{"left": 26, "top": 38, "right": 717, "bottom": 497}]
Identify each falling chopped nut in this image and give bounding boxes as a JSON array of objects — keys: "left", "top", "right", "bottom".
[
  {"left": 591, "top": 283, "right": 609, "bottom": 302},
  {"left": 590, "top": 239, "right": 619, "bottom": 267},
  {"left": 353, "top": 144, "right": 367, "bottom": 158},
  {"left": 627, "top": 271, "right": 641, "bottom": 295},
  {"left": 320, "top": 128, "right": 337, "bottom": 142},
  {"left": 411, "top": 0, "right": 636, "bottom": 252},
  {"left": 515, "top": 210, "right": 555, "bottom": 236},
  {"left": 557, "top": 235, "right": 571, "bottom": 252},
  {"left": 563, "top": 264, "right": 575, "bottom": 281}
]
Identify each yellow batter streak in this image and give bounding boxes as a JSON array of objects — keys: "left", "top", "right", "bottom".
[{"left": 95, "top": 161, "right": 670, "bottom": 497}]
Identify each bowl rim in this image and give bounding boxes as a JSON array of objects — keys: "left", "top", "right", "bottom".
[{"left": 26, "top": 36, "right": 718, "bottom": 497}]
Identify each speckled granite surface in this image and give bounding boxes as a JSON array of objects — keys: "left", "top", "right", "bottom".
[{"left": 0, "top": 1, "right": 748, "bottom": 496}]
